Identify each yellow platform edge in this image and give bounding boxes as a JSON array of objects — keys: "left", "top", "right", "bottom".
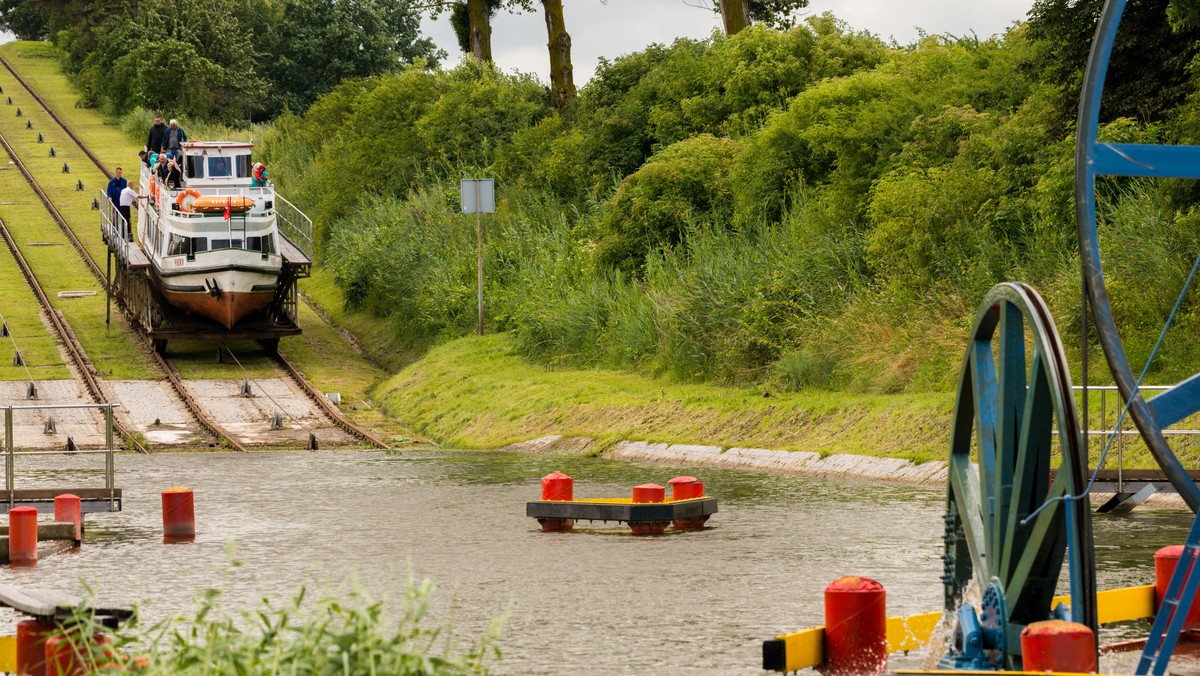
[
  {"left": 771, "top": 584, "right": 1156, "bottom": 672},
  {"left": 0, "top": 634, "right": 14, "bottom": 672}
]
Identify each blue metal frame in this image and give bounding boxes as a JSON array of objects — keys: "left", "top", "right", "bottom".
[{"left": 1075, "top": 0, "right": 1200, "bottom": 511}]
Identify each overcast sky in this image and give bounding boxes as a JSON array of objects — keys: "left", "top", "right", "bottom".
[{"left": 420, "top": 0, "right": 1038, "bottom": 84}]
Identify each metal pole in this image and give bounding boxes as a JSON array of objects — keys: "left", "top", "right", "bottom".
[
  {"left": 476, "top": 180, "right": 484, "bottom": 336},
  {"left": 105, "top": 405, "right": 115, "bottom": 511},
  {"left": 1081, "top": 279, "right": 1090, "bottom": 475},
  {"left": 106, "top": 249, "right": 112, "bottom": 329},
  {"left": 5, "top": 407, "right": 13, "bottom": 509}
]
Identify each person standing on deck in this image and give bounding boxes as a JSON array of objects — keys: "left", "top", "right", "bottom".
[
  {"left": 106, "top": 167, "right": 127, "bottom": 215},
  {"left": 118, "top": 183, "right": 143, "bottom": 241},
  {"left": 147, "top": 115, "right": 167, "bottom": 153},
  {"left": 163, "top": 119, "right": 187, "bottom": 158}
]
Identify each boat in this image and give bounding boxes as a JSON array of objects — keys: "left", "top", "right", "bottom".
[{"left": 135, "top": 141, "right": 298, "bottom": 329}]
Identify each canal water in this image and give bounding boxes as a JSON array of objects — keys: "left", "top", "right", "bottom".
[{"left": 0, "top": 449, "right": 1191, "bottom": 674}]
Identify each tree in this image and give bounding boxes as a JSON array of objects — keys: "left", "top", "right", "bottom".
[
  {"left": 540, "top": 0, "right": 575, "bottom": 108},
  {"left": 0, "top": 0, "right": 48, "bottom": 39},
  {"left": 714, "top": 0, "right": 809, "bottom": 35},
  {"left": 1026, "top": 0, "right": 1200, "bottom": 127},
  {"left": 718, "top": 0, "right": 750, "bottom": 35},
  {"left": 260, "top": 0, "right": 440, "bottom": 116},
  {"left": 450, "top": 0, "right": 576, "bottom": 108}
]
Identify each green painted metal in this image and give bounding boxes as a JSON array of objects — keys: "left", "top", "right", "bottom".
[{"left": 942, "top": 283, "right": 1097, "bottom": 669}]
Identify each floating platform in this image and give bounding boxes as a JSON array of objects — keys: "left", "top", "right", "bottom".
[{"left": 527, "top": 496, "right": 717, "bottom": 534}]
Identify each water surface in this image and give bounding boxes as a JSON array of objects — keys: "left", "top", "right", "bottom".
[{"left": 0, "top": 450, "right": 1188, "bottom": 673}]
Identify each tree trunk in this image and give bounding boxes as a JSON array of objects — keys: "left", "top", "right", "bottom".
[
  {"left": 719, "top": 0, "right": 750, "bottom": 35},
  {"left": 468, "top": 0, "right": 492, "bottom": 62},
  {"left": 542, "top": 0, "right": 576, "bottom": 108}
]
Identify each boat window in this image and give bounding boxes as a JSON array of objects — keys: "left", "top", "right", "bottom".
[
  {"left": 186, "top": 155, "right": 204, "bottom": 178},
  {"left": 192, "top": 237, "right": 208, "bottom": 253},
  {"left": 211, "top": 239, "right": 244, "bottom": 250},
  {"left": 246, "top": 235, "right": 276, "bottom": 255},
  {"left": 208, "top": 156, "right": 233, "bottom": 178},
  {"left": 236, "top": 155, "right": 252, "bottom": 178},
  {"left": 166, "top": 233, "right": 190, "bottom": 257}
]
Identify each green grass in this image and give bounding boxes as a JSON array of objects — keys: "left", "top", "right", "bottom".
[
  {"left": 0, "top": 157, "right": 155, "bottom": 380},
  {"left": 376, "top": 333, "right": 957, "bottom": 457},
  {"left": 0, "top": 241, "right": 70, "bottom": 380}
]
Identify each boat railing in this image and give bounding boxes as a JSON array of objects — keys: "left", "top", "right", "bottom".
[
  {"left": 274, "top": 192, "right": 313, "bottom": 259},
  {"left": 97, "top": 190, "right": 131, "bottom": 249}
]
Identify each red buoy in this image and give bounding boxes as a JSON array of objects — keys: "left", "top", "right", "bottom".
[
  {"left": 45, "top": 631, "right": 111, "bottom": 676},
  {"left": 1155, "top": 545, "right": 1200, "bottom": 630},
  {"left": 17, "top": 619, "right": 53, "bottom": 676},
  {"left": 161, "top": 486, "right": 195, "bottom": 542},
  {"left": 823, "top": 576, "right": 887, "bottom": 676},
  {"left": 54, "top": 493, "right": 82, "bottom": 544},
  {"left": 541, "top": 472, "right": 573, "bottom": 501},
  {"left": 1020, "top": 620, "right": 1096, "bottom": 672},
  {"left": 9, "top": 506, "right": 38, "bottom": 565}
]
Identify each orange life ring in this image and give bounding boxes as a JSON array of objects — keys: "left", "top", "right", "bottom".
[{"left": 175, "top": 188, "right": 201, "bottom": 212}]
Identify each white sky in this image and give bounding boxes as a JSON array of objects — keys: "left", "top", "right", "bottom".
[{"left": 421, "top": 0, "right": 1038, "bottom": 84}]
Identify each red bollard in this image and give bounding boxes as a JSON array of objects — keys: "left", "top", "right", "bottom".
[
  {"left": 632, "top": 483, "right": 664, "bottom": 503},
  {"left": 1155, "top": 545, "right": 1200, "bottom": 630},
  {"left": 54, "top": 494, "right": 82, "bottom": 544},
  {"left": 541, "top": 472, "right": 573, "bottom": 501},
  {"left": 45, "top": 631, "right": 112, "bottom": 676},
  {"left": 630, "top": 484, "right": 668, "bottom": 535},
  {"left": 668, "top": 476, "right": 708, "bottom": 529},
  {"left": 17, "top": 618, "right": 53, "bottom": 676},
  {"left": 161, "top": 486, "right": 195, "bottom": 542},
  {"left": 538, "top": 472, "right": 575, "bottom": 532},
  {"left": 9, "top": 506, "right": 38, "bottom": 565},
  {"left": 1020, "top": 620, "right": 1096, "bottom": 672},
  {"left": 823, "top": 576, "right": 887, "bottom": 676},
  {"left": 668, "top": 476, "right": 704, "bottom": 501}
]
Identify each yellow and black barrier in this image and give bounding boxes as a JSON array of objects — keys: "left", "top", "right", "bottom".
[{"left": 762, "top": 585, "right": 1155, "bottom": 672}]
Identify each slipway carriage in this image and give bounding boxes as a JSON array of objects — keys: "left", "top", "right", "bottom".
[{"left": 100, "top": 141, "right": 312, "bottom": 353}]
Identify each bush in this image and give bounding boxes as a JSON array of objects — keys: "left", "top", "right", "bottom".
[{"left": 595, "top": 134, "right": 739, "bottom": 273}]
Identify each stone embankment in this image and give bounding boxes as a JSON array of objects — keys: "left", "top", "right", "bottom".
[
  {"left": 502, "top": 435, "right": 946, "bottom": 486},
  {"left": 502, "top": 434, "right": 1188, "bottom": 508}
]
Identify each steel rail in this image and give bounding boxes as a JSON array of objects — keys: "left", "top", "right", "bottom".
[
  {"left": 0, "top": 53, "right": 113, "bottom": 179},
  {"left": 265, "top": 347, "right": 389, "bottom": 449},
  {"left": 1, "top": 58, "right": 383, "bottom": 451},
  {"left": 0, "top": 127, "right": 240, "bottom": 451},
  {"left": 0, "top": 213, "right": 148, "bottom": 454}
]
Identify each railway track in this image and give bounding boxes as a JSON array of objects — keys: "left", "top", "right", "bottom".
[
  {"left": 0, "top": 54, "right": 388, "bottom": 450},
  {"left": 0, "top": 211, "right": 149, "bottom": 453}
]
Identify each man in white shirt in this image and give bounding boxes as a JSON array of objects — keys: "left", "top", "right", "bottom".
[{"left": 118, "top": 184, "right": 143, "bottom": 241}]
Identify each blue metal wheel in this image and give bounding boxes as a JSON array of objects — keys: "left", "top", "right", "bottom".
[
  {"left": 942, "top": 283, "right": 1097, "bottom": 669},
  {"left": 1076, "top": 0, "right": 1200, "bottom": 511}
]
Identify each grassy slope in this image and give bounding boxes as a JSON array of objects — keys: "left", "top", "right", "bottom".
[{"left": 375, "top": 333, "right": 954, "bottom": 460}]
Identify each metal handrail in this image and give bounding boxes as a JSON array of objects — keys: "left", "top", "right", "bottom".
[
  {"left": 1075, "top": 385, "right": 1199, "bottom": 494},
  {"left": 2, "top": 403, "right": 120, "bottom": 511}
]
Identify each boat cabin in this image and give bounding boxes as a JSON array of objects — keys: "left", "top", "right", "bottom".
[{"left": 179, "top": 141, "right": 256, "bottom": 187}]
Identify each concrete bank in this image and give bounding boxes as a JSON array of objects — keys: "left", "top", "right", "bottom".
[{"left": 501, "top": 434, "right": 1189, "bottom": 509}]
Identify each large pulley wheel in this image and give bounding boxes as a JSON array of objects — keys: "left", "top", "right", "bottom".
[
  {"left": 1076, "top": 0, "right": 1200, "bottom": 511},
  {"left": 943, "top": 283, "right": 1097, "bottom": 669}
]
